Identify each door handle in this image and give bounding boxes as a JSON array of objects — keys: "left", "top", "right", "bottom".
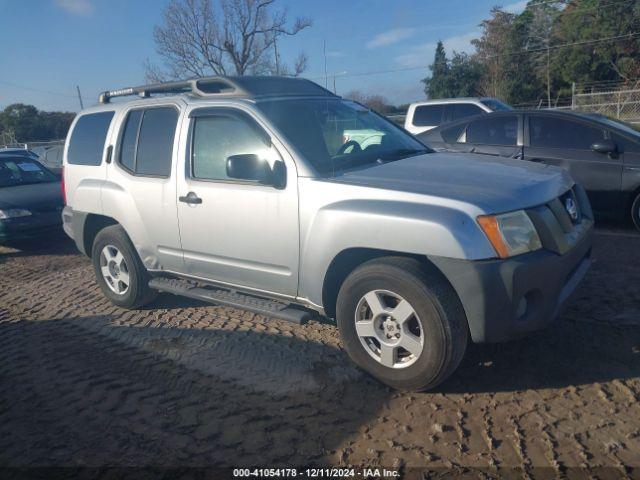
[{"left": 179, "top": 192, "right": 202, "bottom": 205}]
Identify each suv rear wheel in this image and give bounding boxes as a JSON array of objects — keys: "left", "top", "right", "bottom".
[
  {"left": 336, "top": 257, "right": 468, "bottom": 391},
  {"left": 91, "top": 225, "right": 157, "bottom": 309}
]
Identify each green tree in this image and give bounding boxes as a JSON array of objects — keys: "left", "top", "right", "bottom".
[
  {"left": 422, "top": 41, "right": 452, "bottom": 99},
  {"left": 447, "top": 52, "right": 484, "bottom": 97},
  {"left": 551, "top": 0, "right": 640, "bottom": 90},
  {"left": 0, "top": 104, "right": 74, "bottom": 143}
]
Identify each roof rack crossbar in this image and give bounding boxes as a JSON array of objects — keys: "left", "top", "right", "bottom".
[{"left": 98, "top": 76, "right": 248, "bottom": 103}]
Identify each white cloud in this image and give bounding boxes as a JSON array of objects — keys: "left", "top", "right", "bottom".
[
  {"left": 503, "top": 0, "right": 528, "bottom": 13},
  {"left": 394, "top": 32, "right": 479, "bottom": 68},
  {"left": 55, "top": 0, "right": 93, "bottom": 15},
  {"left": 366, "top": 28, "right": 415, "bottom": 49}
]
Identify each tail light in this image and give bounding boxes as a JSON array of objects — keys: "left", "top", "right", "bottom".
[{"left": 61, "top": 166, "right": 66, "bottom": 205}]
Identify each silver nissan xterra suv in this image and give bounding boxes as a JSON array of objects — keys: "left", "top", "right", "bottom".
[{"left": 62, "top": 76, "right": 593, "bottom": 391}]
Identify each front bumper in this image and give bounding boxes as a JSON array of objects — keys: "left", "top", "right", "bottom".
[
  {"left": 0, "top": 211, "right": 63, "bottom": 243},
  {"left": 430, "top": 185, "right": 594, "bottom": 343},
  {"left": 430, "top": 229, "right": 592, "bottom": 342}
]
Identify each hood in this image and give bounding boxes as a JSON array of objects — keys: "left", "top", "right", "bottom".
[
  {"left": 0, "top": 181, "right": 63, "bottom": 212},
  {"left": 329, "top": 152, "right": 574, "bottom": 214}
]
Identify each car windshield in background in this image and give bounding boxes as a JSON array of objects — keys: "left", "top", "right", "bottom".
[
  {"left": 588, "top": 115, "right": 640, "bottom": 138},
  {"left": 0, "top": 157, "right": 57, "bottom": 188},
  {"left": 258, "top": 98, "right": 430, "bottom": 174},
  {"left": 481, "top": 99, "right": 513, "bottom": 111}
]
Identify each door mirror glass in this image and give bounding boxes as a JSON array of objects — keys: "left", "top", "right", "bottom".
[
  {"left": 226, "top": 154, "right": 271, "bottom": 183},
  {"left": 590, "top": 140, "right": 617, "bottom": 155}
]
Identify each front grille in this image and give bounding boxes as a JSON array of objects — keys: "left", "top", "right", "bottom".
[{"left": 526, "top": 185, "right": 593, "bottom": 255}]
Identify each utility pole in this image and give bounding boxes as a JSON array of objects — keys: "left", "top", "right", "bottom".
[
  {"left": 76, "top": 85, "right": 84, "bottom": 110},
  {"left": 323, "top": 39, "right": 328, "bottom": 89}
]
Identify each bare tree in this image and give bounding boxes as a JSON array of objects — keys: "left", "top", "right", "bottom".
[
  {"left": 344, "top": 90, "right": 394, "bottom": 114},
  {"left": 147, "top": 0, "right": 311, "bottom": 82}
]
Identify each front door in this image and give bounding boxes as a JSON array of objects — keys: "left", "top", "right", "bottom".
[
  {"left": 524, "top": 114, "right": 623, "bottom": 213},
  {"left": 176, "top": 107, "right": 299, "bottom": 297}
]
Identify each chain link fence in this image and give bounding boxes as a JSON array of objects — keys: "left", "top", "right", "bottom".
[{"left": 571, "top": 87, "right": 640, "bottom": 125}]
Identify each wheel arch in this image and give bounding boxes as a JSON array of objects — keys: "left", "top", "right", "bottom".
[
  {"left": 81, "top": 214, "right": 119, "bottom": 256},
  {"left": 627, "top": 183, "right": 640, "bottom": 223},
  {"left": 320, "top": 247, "right": 455, "bottom": 319}
]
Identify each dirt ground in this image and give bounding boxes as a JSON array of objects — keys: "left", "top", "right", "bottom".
[{"left": 0, "top": 226, "right": 639, "bottom": 477}]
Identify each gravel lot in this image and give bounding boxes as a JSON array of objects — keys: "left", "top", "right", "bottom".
[{"left": 0, "top": 227, "right": 639, "bottom": 476}]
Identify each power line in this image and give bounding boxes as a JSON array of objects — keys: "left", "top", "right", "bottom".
[
  {"left": 0, "top": 79, "right": 77, "bottom": 98},
  {"left": 312, "top": 32, "right": 640, "bottom": 80}
]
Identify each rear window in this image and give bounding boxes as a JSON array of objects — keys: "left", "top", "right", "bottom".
[
  {"left": 118, "top": 107, "right": 178, "bottom": 177},
  {"left": 413, "top": 105, "right": 444, "bottom": 127},
  {"left": 67, "top": 111, "right": 114, "bottom": 166},
  {"left": 467, "top": 116, "right": 518, "bottom": 145}
]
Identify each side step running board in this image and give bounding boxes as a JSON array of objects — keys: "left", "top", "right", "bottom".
[{"left": 148, "top": 277, "right": 313, "bottom": 325}]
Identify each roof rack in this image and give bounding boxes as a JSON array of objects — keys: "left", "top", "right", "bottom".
[
  {"left": 98, "top": 77, "right": 248, "bottom": 104},
  {"left": 98, "top": 75, "right": 336, "bottom": 104}
]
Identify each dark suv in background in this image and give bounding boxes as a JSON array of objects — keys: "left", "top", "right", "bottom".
[{"left": 418, "top": 110, "right": 640, "bottom": 229}]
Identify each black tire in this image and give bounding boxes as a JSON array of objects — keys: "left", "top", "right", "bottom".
[
  {"left": 91, "top": 225, "right": 157, "bottom": 309},
  {"left": 632, "top": 194, "right": 640, "bottom": 231},
  {"left": 336, "top": 257, "right": 468, "bottom": 391}
]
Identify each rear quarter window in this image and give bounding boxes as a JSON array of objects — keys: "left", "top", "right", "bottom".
[{"left": 67, "top": 111, "right": 114, "bottom": 166}]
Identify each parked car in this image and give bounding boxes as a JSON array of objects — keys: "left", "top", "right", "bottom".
[
  {"left": 0, "top": 155, "right": 63, "bottom": 244},
  {"left": 404, "top": 97, "right": 512, "bottom": 135},
  {"left": 418, "top": 110, "right": 640, "bottom": 229},
  {"left": 62, "top": 76, "right": 592, "bottom": 391}
]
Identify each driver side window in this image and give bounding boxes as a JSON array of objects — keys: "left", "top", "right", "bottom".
[{"left": 191, "top": 113, "right": 277, "bottom": 181}]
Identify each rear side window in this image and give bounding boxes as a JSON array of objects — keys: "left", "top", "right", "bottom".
[
  {"left": 467, "top": 115, "right": 518, "bottom": 145},
  {"left": 118, "top": 107, "right": 178, "bottom": 177},
  {"left": 448, "top": 104, "right": 483, "bottom": 121},
  {"left": 67, "top": 111, "right": 114, "bottom": 165},
  {"left": 530, "top": 116, "right": 606, "bottom": 150},
  {"left": 413, "top": 105, "right": 444, "bottom": 127}
]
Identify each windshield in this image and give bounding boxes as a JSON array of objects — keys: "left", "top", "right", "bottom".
[
  {"left": 0, "top": 157, "right": 57, "bottom": 188},
  {"left": 257, "top": 98, "right": 431, "bottom": 174},
  {"left": 481, "top": 99, "right": 513, "bottom": 111},
  {"left": 588, "top": 114, "right": 640, "bottom": 138}
]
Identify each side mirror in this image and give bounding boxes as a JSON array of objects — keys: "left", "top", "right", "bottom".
[
  {"left": 226, "top": 154, "right": 273, "bottom": 184},
  {"left": 591, "top": 140, "right": 617, "bottom": 155}
]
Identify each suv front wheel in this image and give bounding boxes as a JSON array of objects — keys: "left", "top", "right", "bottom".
[
  {"left": 91, "top": 225, "right": 157, "bottom": 309},
  {"left": 336, "top": 257, "right": 468, "bottom": 391}
]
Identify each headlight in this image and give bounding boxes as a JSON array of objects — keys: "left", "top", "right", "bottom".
[
  {"left": 0, "top": 208, "right": 32, "bottom": 219},
  {"left": 477, "top": 210, "right": 542, "bottom": 258}
]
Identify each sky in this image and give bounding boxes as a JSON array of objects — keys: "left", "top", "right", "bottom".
[{"left": 0, "top": 0, "right": 528, "bottom": 112}]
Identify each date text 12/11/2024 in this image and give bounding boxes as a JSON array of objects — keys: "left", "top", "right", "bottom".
[{"left": 232, "top": 468, "right": 401, "bottom": 478}]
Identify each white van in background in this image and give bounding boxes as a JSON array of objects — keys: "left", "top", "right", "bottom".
[{"left": 404, "top": 97, "right": 512, "bottom": 135}]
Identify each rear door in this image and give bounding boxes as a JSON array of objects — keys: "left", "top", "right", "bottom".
[
  {"left": 524, "top": 114, "right": 623, "bottom": 213},
  {"left": 103, "top": 103, "right": 184, "bottom": 272}
]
